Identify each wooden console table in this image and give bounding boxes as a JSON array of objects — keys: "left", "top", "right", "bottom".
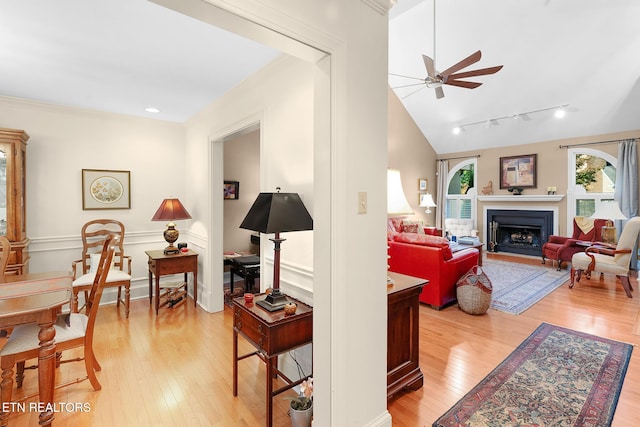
[
  {"left": 232, "top": 294, "right": 312, "bottom": 427},
  {"left": 145, "top": 249, "right": 198, "bottom": 315},
  {"left": 387, "top": 271, "right": 427, "bottom": 400}
]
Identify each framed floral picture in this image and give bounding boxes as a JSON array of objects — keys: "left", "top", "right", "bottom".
[
  {"left": 224, "top": 181, "right": 239, "bottom": 200},
  {"left": 82, "top": 169, "right": 131, "bottom": 210}
]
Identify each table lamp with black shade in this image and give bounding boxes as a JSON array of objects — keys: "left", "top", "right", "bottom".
[
  {"left": 240, "top": 188, "right": 313, "bottom": 312},
  {"left": 151, "top": 198, "right": 192, "bottom": 255}
]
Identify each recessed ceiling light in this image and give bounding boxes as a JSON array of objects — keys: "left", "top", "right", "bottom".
[{"left": 145, "top": 107, "right": 160, "bottom": 113}]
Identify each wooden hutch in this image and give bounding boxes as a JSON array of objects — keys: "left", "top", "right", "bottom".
[{"left": 0, "top": 128, "right": 29, "bottom": 274}]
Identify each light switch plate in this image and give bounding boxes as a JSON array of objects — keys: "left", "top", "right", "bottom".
[{"left": 358, "top": 192, "right": 367, "bottom": 214}]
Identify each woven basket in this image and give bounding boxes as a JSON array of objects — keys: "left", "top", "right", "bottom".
[{"left": 456, "top": 266, "right": 492, "bottom": 315}]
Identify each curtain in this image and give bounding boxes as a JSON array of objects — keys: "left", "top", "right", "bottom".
[
  {"left": 615, "top": 139, "right": 638, "bottom": 268},
  {"left": 436, "top": 160, "right": 448, "bottom": 230}
]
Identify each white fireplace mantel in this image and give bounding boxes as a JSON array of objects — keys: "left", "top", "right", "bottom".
[{"left": 477, "top": 195, "right": 565, "bottom": 202}]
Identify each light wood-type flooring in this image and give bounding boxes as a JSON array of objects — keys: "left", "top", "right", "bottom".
[{"left": 3, "top": 252, "right": 640, "bottom": 426}]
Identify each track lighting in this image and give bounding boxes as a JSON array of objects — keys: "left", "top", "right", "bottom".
[{"left": 452, "top": 104, "right": 569, "bottom": 134}]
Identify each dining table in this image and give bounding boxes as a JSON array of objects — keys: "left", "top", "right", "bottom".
[{"left": 0, "top": 271, "right": 72, "bottom": 427}]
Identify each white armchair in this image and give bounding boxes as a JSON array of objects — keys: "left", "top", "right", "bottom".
[{"left": 444, "top": 218, "right": 479, "bottom": 239}]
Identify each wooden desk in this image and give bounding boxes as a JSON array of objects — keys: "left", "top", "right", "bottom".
[
  {"left": 145, "top": 250, "right": 198, "bottom": 315},
  {"left": 0, "top": 272, "right": 72, "bottom": 427},
  {"left": 232, "top": 294, "right": 312, "bottom": 427},
  {"left": 387, "top": 271, "right": 427, "bottom": 400}
]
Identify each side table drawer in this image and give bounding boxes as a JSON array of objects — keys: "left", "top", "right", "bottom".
[{"left": 234, "top": 306, "right": 269, "bottom": 351}]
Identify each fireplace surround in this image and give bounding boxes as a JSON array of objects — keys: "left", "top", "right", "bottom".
[{"left": 486, "top": 209, "right": 554, "bottom": 256}]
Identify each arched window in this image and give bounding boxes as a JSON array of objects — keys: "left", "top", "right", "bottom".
[
  {"left": 567, "top": 148, "right": 617, "bottom": 231},
  {"left": 446, "top": 159, "right": 477, "bottom": 223}
]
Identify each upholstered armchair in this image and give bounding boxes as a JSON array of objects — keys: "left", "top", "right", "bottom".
[
  {"left": 570, "top": 217, "right": 640, "bottom": 297},
  {"left": 541, "top": 217, "right": 608, "bottom": 270}
]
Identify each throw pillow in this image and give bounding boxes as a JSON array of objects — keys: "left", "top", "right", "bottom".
[
  {"left": 388, "top": 217, "right": 403, "bottom": 233},
  {"left": 401, "top": 220, "right": 425, "bottom": 234}
]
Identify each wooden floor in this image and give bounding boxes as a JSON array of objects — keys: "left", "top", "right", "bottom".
[{"left": 3, "top": 253, "right": 640, "bottom": 426}]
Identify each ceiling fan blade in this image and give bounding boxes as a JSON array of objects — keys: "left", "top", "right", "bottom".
[
  {"left": 401, "top": 85, "right": 427, "bottom": 99},
  {"left": 422, "top": 54, "right": 437, "bottom": 78},
  {"left": 447, "top": 65, "right": 503, "bottom": 80},
  {"left": 445, "top": 79, "right": 482, "bottom": 89},
  {"left": 388, "top": 72, "right": 425, "bottom": 81},
  {"left": 391, "top": 82, "right": 427, "bottom": 90},
  {"left": 435, "top": 86, "right": 445, "bottom": 99},
  {"left": 438, "top": 50, "right": 482, "bottom": 79}
]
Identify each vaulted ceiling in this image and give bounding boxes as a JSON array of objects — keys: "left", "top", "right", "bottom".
[
  {"left": 389, "top": 0, "right": 640, "bottom": 154},
  {"left": 1, "top": 1, "right": 639, "bottom": 156}
]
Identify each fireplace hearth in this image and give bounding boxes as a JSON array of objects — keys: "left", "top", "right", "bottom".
[{"left": 487, "top": 209, "right": 554, "bottom": 256}]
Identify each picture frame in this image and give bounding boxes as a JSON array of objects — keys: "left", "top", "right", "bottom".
[
  {"left": 224, "top": 180, "right": 240, "bottom": 200},
  {"left": 418, "top": 178, "right": 428, "bottom": 191},
  {"left": 82, "top": 169, "right": 131, "bottom": 210},
  {"left": 499, "top": 154, "right": 537, "bottom": 189}
]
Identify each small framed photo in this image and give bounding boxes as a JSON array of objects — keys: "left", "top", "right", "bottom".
[
  {"left": 224, "top": 181, "right": 240, "bottom": 200},
  {"left": 82, "top": 169, "right": 131, "bottom": 210},
  {"left": 418, "top": 179, "right": 428, "bottom": 191},
  {"left": 499, "top": 154, "right": 537, "bottom": 189}
]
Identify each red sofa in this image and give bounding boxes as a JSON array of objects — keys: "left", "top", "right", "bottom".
[{"left": 388, "top": 232, "right": 479, "bottom": 309}]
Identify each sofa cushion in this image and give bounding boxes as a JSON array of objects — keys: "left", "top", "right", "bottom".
[
  {"left": 388, "top": 218, "right": 403, "bottom": 233},
  {"left": 393, "top": 233, "right": 453, "bottom": 260}
]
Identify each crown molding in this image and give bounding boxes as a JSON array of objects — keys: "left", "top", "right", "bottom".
[{"left": 360, "top": 0, "right": 397, "bottom": 15}]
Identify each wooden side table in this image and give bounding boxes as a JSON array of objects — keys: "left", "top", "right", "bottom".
[
  {"left": 145, "top": 249, "right": 198, "bottom": 315},
  {"left": 232, "top": 294, "right": 312, "bottom": 427},
  {"left": 387, "top": 271, "right": 427, "bottom": 400}
]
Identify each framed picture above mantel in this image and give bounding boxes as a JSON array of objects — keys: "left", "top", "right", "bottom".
[{"left": 499, "top": 154, "right": 537, "bottom": 189}]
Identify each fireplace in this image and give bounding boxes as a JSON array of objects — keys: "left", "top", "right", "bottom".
[{"left": 486, "top": 209, "right": 554, "bottom": 256}]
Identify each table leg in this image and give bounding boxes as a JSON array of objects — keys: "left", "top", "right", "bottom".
[
  {"left": 148, "top": 268, "right": 153, "bottom": 305},
  {"left": 477, "top": 246, "right": 483, "bottom": 266},
  {"left": 230, "top": 267, "right": 235, "bottom": 294},
  {"left": 193, "top": 265, "right": 197, "bottom": 307},
  {"left": 232, "top": 329, "right": 238, "bottom": 396},
  {"left": 266, "top": 356, "right": 274, "bottom": 427},
  {"left": 37, "top": 320, "right": 57, "bottom": 427},
  {"left": 155, "top": 274, "right": 160, "bottom": 315}
]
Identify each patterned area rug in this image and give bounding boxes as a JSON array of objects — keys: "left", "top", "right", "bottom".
[
  {"left": 434, "top": 323, "right": 633, "bottom": 427},
  {"left": 480, "top": 259, "right": 570, "bottom": 314}
]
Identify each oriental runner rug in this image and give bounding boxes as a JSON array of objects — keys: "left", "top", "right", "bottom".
[
  {"left": 433, "top": 323, "right": 633, "bottom": 427},
  {"left": 481, "top": 259, "right": 570, "bottom": 314}
]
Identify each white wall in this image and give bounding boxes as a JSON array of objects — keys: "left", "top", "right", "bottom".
[{"left": 0, "top": 97, "right": 188, "bottom": 302}]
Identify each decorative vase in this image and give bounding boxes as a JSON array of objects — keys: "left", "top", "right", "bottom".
[{"left": 290, "top": 402, "right": 312, "bottom": 427}]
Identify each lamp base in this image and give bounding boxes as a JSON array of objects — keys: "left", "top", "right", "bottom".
[
  {"left": 256, "top": 289, "right": 288, "bottom": 312},
  {"left": 164, "top": 245, "right": 180, "bottom": 255}
]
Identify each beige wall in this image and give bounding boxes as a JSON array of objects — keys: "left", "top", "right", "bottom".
[
  {"left": 223, "top": 129, "right": 259, "bottom": 253},
  {"left": 387, "top": 87, "right": 438, "bottom": 226},
  {"left": 445, "top": 130, "right": 640, "bottom": 237}
]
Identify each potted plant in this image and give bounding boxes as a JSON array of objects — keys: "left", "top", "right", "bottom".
[{"left": 288, "top": 377, "right": 313, "bottom": 427}]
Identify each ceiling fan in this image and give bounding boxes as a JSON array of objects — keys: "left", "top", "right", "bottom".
[
  {"left": 390, "top": 0, "right": 503, "bottom": 99},
  {"left": 419, "top": 50, "right": 503, "bottom": 99}
]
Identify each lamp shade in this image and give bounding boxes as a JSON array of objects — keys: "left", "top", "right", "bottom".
[
  {"left": 240, "top": 192, "right": 313, "bottom": 233},
  {"left": 151, "top": 198, "right": 192, "bottom": 221},
  {"left": 387, "top": 169, "right": 413, "bottom": 216},
  {"left": 419, "top": 193, "right": 437, "bottom": 208},
  {"left": 590, "top": 201, "right": 627, "bottom": 221}
]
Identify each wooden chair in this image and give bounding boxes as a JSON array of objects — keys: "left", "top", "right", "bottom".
[
  {"left": 570, "top": 217, "right": 640, "bottom": 297},
  {"left": 0, "top": 234, "right": 117, "bottom": 404},
  {"left": 71, "top": 219, "right": 131, "bottom": 317}
]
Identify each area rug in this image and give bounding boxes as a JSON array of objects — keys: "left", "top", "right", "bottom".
[
  {"left": 480, "top": 259, "right": 570, "bottom": 314},
  {"left": 433, "top": 323, "right": 633, "bottom": 427}
]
